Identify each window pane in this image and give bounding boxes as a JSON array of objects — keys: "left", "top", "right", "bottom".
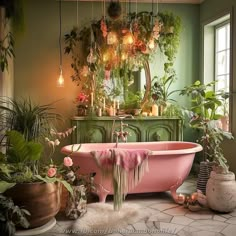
[
  {"left": 216, "top": 75, "right": 229, "bottom": 92},
  {"left": 227, "top": 24, "right": 230, "bottom": 48},
  {"left": 217, "top": 51, "right": 227, "bottom": 75},
  {"left": 226, "top": 49, "right": 230, "bottom": 74},
  {"left": 216, "top": 75, "right": 226, "bottom": 91},
  {"left": 217, "top": 27, "right": 226, "bottom": 51}
]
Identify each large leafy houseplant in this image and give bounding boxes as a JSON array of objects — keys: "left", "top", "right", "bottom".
[
  {"left": 0, "top": 97, "right": 76, "bottom": 192},
  {"left": 181, "top": 81, "right": 236, "bottom": 213},
  {"left": 0, "top": 97, "right": 80, "bottom": 227},
  {"left": 180, "top": 80, "right": 233, "bottom": 172}
]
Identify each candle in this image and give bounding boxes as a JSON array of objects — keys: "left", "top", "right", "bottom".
[
  {"left": 191, "top": 192, "right": 198, "bottom": 203},
  {"left": 117, "top": 100, "right": 119, "bottom": 109},
  {"left": 113, "top": 100, "right": 116, "bottom": 110},
  {"left": 109, "top": 106, "right": 113, "bottom": 116},
  {"left": 142, "top": 112, "right": 148, "bottom": 117},
  {"left": 97, "top": 108, "right": 102, "bottom": 117},
  {"left": 103, "top": 97, "right": 106, "bottom": 109},
  {"left": 91, "top": 92, "right": 94, "bottom": 107},
  {"left": 177, "top": 194, "right": 185, "bottom": 205},
  {"left": 152, "top": 104, "right": 159, "bottom": 116}
]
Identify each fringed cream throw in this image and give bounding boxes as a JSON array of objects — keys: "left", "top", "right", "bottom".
[{"left": 91, "top": 149, "right": 150, "bottom": 211}]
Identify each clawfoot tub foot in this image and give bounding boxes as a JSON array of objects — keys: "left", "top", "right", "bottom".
[
  {"left": 95, "top": 184, "right": 110, "bottom": 202},
  {"left": 170, "top": 178, "right": 183, "bottom": 203}
]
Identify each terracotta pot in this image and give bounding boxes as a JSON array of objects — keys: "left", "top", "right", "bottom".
[
  {"left": 220, "top": 116, "right": 229, "bottom": 131},
  {"left": 206, "top": 171, "right": 236, "bottom": 212},
  {"left": 5, "top": 182, "right": 61, "bottom": 228}
]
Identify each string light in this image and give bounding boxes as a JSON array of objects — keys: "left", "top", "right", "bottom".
[{"left": 57, "top": 0, "right": 64, "bottom": 87}]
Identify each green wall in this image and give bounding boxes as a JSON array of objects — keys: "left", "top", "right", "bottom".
[
  {"left": 200, "top": 0, "right": 236, "bottom": 174},
  {"left": 14, "top": 0, "right": 200, "bottom": 147}
]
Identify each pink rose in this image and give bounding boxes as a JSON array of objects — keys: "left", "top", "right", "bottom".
[
  {"left": 47, "top": 167, "right": 57, "bottom": 177},
  {"left": 64, "top": 156, "right": 73, "bottom": 167}
]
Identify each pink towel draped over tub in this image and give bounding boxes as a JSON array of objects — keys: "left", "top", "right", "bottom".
[{"left": 91, "top": 148, "right": 150, "bottom": 210}]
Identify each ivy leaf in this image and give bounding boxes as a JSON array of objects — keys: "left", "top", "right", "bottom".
[{"left": 0, "top": 181, "right": 16, "bottom": 193}]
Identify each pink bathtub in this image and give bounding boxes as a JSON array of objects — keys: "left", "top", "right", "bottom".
[{"left": 61, "top": 141, "right": 202, "bottom": 202}]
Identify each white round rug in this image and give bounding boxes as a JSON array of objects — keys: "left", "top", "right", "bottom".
[{"left": 71, "top": 202, "right": 149, "bottom": 235}]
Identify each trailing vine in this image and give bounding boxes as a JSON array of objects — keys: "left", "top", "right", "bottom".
[{"left": 64, "top": 10, "right": 181, "bottom": 108}]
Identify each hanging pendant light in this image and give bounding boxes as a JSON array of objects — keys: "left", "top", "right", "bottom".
[{"left": 57, "top": 0, "right": 64, "bottom": 87}]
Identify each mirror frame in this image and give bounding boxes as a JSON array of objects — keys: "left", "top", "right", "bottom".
[{"left": 140, "top": 60, "right": 151, "bottom": 108}]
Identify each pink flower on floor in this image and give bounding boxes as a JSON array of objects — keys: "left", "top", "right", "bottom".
[
  {"left": 64, "top": 156, "right": 73, "bottom": 167},
  {"left": 47, "top": 167, "right": 57, "bottom": 177}
]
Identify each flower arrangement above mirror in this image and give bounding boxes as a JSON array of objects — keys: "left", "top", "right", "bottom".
[{"left": 64, "top": 3, "right": 181, "bottom": 111}]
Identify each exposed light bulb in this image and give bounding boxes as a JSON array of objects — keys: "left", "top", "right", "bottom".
[
  {"left": 57, "top": 70, "right": 64, "bottom": 87},
  {"left": 107, "top": 31, "right": 118, "bottom": 45},
  {"left": 103, "top": 52, "right": 109, "bottom": 62},
  {"left": 123, "top": 32, "right": 134, "bottom": 45},
  {"left": 148, "top": 38, "right": 155, "bottom": 49},
  {"left": 121, "top": 52, "right": 128, "bottom": 61}
]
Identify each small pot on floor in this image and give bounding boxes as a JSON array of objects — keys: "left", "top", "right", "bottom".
[{"left": 206, "top": 171, "right": 236, "bottom": 213}]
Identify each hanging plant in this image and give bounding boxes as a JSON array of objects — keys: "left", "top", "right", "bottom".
[
  {"left": 64, "top": 10, "right": 181, "bottom": 108},
  {"left": 0, "top": 0, "right": 24, "bottom": 72},
  {"left": 158, "top": 11, "right": 181, "bottom": 68}
]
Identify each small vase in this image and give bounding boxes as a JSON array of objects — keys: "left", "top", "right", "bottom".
[
  {"left": 65, "top": 185, "right": 87, "bottom": 220},
  {"left": 77, "top": 105, "right": 87, "bottom": 116},
  {"left": 220, "top": 116, "right": 229, "bottom": 131}
]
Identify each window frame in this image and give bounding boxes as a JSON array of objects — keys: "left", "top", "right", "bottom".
[
  {"left": 214, "top": 20, "right": 230, "bottom": 94},
  {"left": 203, "top": 12, "right": 232, "bottom": 132}
]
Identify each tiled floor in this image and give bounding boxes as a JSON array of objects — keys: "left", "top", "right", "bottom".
[{"left": 35, "top": 176, "right": 236, "bottom": 236}]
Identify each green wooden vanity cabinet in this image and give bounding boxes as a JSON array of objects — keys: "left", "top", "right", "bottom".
[{"left": 71, "top": 116, "right": 183, "bottom": 143}]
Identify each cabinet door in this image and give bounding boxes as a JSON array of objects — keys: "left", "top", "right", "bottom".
[
  {"left": 82, "top": 121, "right": 108, "bottom": 143},
  {"left": 72, "top": 120, "right": 108, "bottom": 143},
  {"left": 145, "top": 120, "right": 182, "bottom": 141},
  {"left": 146, "top": 124, "right": 173, "bottom": 141}
]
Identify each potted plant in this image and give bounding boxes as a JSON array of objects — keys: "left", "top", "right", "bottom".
[
  {"left": 0, "top": 194, "right": 29, "bottom": 236},
  {"left": 122, "top": 91, "right": 142, "bottom": 116},
  {"left": 218, "top": 91, "right": 230, "bottom": 131},
  {"left": 0, "top": 97, "right": 76, "bottom": 228},
  {"left": 180, "top": 80, "right": 236, "bottom": 212},
  {"left": 150, "top": 69, "right": 179, "bottom": 116}
]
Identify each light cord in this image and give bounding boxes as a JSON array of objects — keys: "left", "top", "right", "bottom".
[
  {"left": 76, "top": 0, "right": 78, "bottom": 26},
  {"left": 59, "top": 0, "right": 62, "bottom": 71},
  {"left": 156, "top": 0, "right": 159, "bottom": 15}
]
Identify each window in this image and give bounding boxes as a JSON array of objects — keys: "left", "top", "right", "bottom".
[
  {"left": 204, "top": 14, "right": 231, "bottom": 132},
  {"left": 215, "top": 21, "right": 230, "bottom": 131},
  {"left": 215, "top": 22, "right": 230, "bottom": 96}
]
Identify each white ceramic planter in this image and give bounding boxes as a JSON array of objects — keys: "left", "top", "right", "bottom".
[{"left": 206, "top": 171, "right": 236, "bottom": 212}]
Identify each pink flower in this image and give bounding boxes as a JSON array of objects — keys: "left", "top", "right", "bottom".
[
  {"left": 64, "top": 156, "right": 73, "bottom": 167},
  {"left": 47, "top": 167, "right": 57, "bottom": 177},
  {"left": 76, "top": 92, "right": 88, "bottom": 103},
  {"left": 54, "top": 139, "right": 60, "bottom": 146}
]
